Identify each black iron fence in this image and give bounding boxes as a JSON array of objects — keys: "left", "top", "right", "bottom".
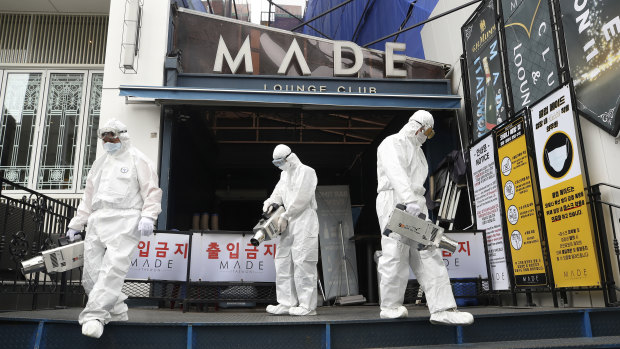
[
  {"left": 591, "top": 183, "right": 620, "bottom": 306},
  {"left": 0, "top": 173, "right": 494, "bottom": 312},
  {"left": 120, "top": 279, "right": 277, "bottom": 311},
  {"left": 0, "top": 177, "right": 278, "bottom": 311},
  {"left": 0, "top": 178, "right": 83, "bottom": 310}
]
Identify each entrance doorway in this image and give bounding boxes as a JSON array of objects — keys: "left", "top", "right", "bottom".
[
  {"left": 165, "top": 106, "right": 465, "bottom": 232},
  {"left": 163, "top": 105, "right": 466, "bottom": 302},
  {"left": 165, "top": 106, "right": 410, "bottom": 232}
]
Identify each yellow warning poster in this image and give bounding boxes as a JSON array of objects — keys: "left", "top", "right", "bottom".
[
  {"left": 496, "top": 117, "right": 547, "bottom": 287},
  {"left": 530, "top": 85, "right": 601, "bottom": 288}
]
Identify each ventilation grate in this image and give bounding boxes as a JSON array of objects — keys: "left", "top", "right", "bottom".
[{"left": 0, "top": 13, "right": 108, "bottom": 64}]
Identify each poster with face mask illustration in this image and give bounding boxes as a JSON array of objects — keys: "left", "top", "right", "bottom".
[
  {"left": 495, "top": 116, "right": 547, "bottom": 287},
  {"left": 530, "top": 84, "right": 601, "bottom": 288}
]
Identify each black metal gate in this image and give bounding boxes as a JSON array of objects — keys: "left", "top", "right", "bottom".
[{"left": 0, "top": 178, "right": 82, "bottom": 310}]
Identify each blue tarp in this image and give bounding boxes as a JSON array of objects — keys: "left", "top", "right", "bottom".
[{"left": 302, "top": 0, "right": 439, "bottom": 59}]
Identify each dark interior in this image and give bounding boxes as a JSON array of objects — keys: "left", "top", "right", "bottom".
[{"left": 165, "top": 106, "right": 470, "bottom": 297}]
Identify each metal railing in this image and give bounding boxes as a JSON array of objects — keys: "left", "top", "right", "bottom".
[
  {"left": 590, "top": 183, "right": 620, "bottom": 306},
  {"left": 1, "top": 175, "right": 497, "bottom": 311},
  {"left": 0, "top": 176, "right": 276, "bottom": 311},
  {"left": 0, "top": 177, "right": 82, "bottom": 310}
]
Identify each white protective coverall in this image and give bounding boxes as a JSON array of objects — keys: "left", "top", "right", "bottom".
[
  {"left": 67, "top": 119, "right": 162, "bottom": 336},
  {"left": 263, "top": 144, "right": 319, "bottom": 316},
  {"left": 376, "top": 110, "right": 473, "bottom": 325}
]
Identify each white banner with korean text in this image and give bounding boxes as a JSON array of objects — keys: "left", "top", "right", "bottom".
[
  {"left": 189, "top": 233, "right": 279, "bottom": 282},
  {"left": 408, "top": 231, "right": 488, "bottom": 279},
  {"left": 127, "top": 233, "right": 190, "bottom": 281},
  {"left": 442, "top": 231, "right": 488, "bottom": 278}
]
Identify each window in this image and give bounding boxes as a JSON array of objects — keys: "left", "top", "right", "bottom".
[
  {"left": 0, "top": 70, "right": 103, "bottom": 192},
  {"left": 36, "top": 73, "right": 84, "bottom": 190},
  {"left": 81, "top": 73, "right": 103, "bottom": 189},
  {"left": 0, "top": 72, "right": 43, "bottom": 187}
]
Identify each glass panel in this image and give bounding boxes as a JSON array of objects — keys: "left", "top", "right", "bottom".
[
  {"left": 81, "top": 73, "right": 103, "bottom": 189},
  {"left": 0, "top": 73, "right": 43, "bottom": 187},
  {"left": 36, "top": 73, "right": 84, "bottom": 190}
]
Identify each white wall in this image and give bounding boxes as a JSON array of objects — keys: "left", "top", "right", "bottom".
[
  {"left": 99, "top": 0, "right": 169, "bottom": 166},
  {"left": 420, "top": 0, "right": 478, "bottom": 152},
  {"left": 422, "top": 0, "right": 620, "bottom": 307},
  {"left": 579, "top": 117, "right": 620, "bottom": 290},
  {"left": 420, "top": 1, "right": 478, "bottom": 71}
]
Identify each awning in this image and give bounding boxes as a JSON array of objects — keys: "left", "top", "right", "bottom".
[{"left": 119, "top": 85, "right": 462, "bottom": 110}]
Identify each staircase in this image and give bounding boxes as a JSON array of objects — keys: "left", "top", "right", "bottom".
[{"left": 1, "top": 306, "right": 619, "bottom": 348}]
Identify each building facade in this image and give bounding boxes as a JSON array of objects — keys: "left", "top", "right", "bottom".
[{"left": 2, "top": 0, "right": 619, "bottom": 308}]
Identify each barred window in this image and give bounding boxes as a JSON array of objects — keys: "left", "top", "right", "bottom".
[
  {"left": 0, "top": 73, "right": 43, "bottom": 187},
  {"left": 0, "top": 70, "right": 103, "bottom": 192},
  {"left": 81, "top": 73, "right": 103, "bottom": 189}
]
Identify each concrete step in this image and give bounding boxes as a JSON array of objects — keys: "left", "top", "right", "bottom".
[
  {"left": 1, "top": 306, "right": 619, "bottom": 348},
  {"left": 413, "top": 336, "right": 620, "bottom": 348}
]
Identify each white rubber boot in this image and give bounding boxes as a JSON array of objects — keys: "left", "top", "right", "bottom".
[
  {"left": 81, "top": 320, "right": 104, "bottom": 338},
  {"left": 430, "top": 309, "right": 474, "bottom": 326},
  {"left": 266, "top": 304, "right": 291, "bottom": 315},
  {"left": 289, "top": 306, "right": 316, "bottom": 316},
  {"left": 380, "top": 306, "right": 408, "bottom": 319}
]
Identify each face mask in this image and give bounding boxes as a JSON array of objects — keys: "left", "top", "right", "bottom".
[
  {"left": 103, "top": 142, "right": 122, "bottom": 154},
  {"left": 406, "top": 119, "right": 433, "bottom": 145},
  {"left": 415, "top": 132, "right": 427, "bottom": 145},
  {"left": 278, "top": 161, "right": 292, "bottom": 171},
  {"left": 546, "top": 144, "right": 567, "bottom": 172}
]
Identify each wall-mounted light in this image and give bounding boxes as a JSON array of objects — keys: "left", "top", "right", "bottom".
[{"left": 120, "top": 0, "right": 142, "bottom": 73}]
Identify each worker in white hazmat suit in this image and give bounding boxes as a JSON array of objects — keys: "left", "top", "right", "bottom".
[
  {"left": 263, "top": 144, "right": 319, "bottom": 316},
  {"left": 376, "top": 110, "right": 473, "bottom": 325},
  {"left": 66, "top": 119, "right": 162, "bottom": 338}
]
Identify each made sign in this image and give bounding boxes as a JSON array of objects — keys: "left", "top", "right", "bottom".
[{"left": 175, "top": 9, "right": 446, "bottom": 79}]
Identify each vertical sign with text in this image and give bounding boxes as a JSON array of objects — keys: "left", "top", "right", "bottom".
[
  {"left": 469, "top": 134, "right": 510, "bottom": 290},
  {"left": 558, "top": 1, "right": 620, "bottom": 136},
  {"left": 501, "top": 0, "right": 559, "bottom": 113},
  {"left": 530, "top": 84, "right": 601, "bottom": 288},
  {"left": 462, "top": 0, "right": 508, "bottom": 141},
  {"left": 496, "top": 117, "right": 547, "bottom": 287}
]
